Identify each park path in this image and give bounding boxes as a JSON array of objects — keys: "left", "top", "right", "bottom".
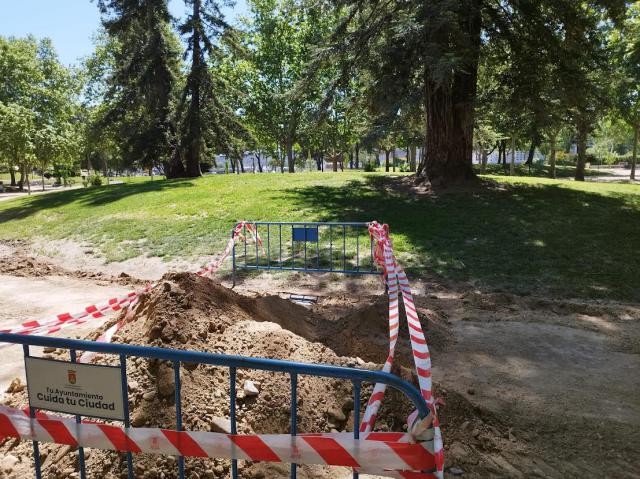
[
  {"left": 0, "top": 184, "right": 82, "bottom": 203},
  {"left": 0, "top": 275, "right": 130, "bottom": 396}
]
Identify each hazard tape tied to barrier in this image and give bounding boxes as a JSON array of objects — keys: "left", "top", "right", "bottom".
[
  {"left": 0, "top": 220, "right": 442, "bottom": 476},
  {"left": 0, "top": 405, "right": 437, "bottom": 479},
  {"left": 361, "top": 221, "right": 444, "bottom": 479},
  {"left": 0, "top": 221, "right": 261, "bottom": 340}
]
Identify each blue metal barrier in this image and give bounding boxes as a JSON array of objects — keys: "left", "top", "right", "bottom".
[
  {"left": 232, "top": 222, "right": 382, "bottom": 286},
  {"left": 0, "top": 333, "right": 429, "bottom": 479}
]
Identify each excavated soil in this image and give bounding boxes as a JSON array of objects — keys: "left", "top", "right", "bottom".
[
  {"left": 0, "top": 240, "right": 142, "bottom": 287},
  {"left": 0, "top": 265, "right": 639, "bottom": 478},
  {"left": 0, "top": 273, "right": 440, "bottom": 479}
]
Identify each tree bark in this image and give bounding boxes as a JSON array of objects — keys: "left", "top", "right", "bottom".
[
  {"left": 422, "top": 0, "right": 480, "bottom": 186},
  {"left": 18, "top": 164, "right": 25, "bottom": 191},
  {"left": 524, "top": 137, "right": 537, "bottom": 165},
  {"left": 286, "top": 140, "right": 295, "bottom": 173},
  {"left": 510, "top": 136, "right": 516, "bottom": 176},
  {"left": 631, "top": 120, "right": 638, "bottom": 181},
  {"left": 392, "top": 149, "right": 396, "bottom": 172},
  {"left": 355, "top": 142, "right": 360, "bottom": 169},
  {"left": 480, "top": 149, "right": 488, "bottom": 174},
  {"left": 184, "top": 0, "right": 203, "bottom": 178},
  {"left": 256, "top": 152, "right": 263, "bottom": 173},
  {"left": 410, "top": 145, "right": 417, "bottom": 172},
  {"left": 548, "top": 133, "right": 557, "bottom": 179},
  {"left": 9, "top": 168, "right": 16, "bottom": 187},
  {"left": 385, "top": 150, "right": 390, "bottom": 172},
  {"left": 574, "top": 119, "right": 588, "bottom": 181}
]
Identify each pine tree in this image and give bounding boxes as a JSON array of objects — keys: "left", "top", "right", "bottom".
[
  {"left": 178, "top": 0, "right": 250, "bottom": 177},
  {"left": 98, "top": 0, "right": 184, "bottom": 177}
]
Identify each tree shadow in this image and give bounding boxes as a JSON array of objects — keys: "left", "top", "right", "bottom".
[
  {"left": 280, "top": 176, "right": 640, "bottom": 301},
  {"left": 0, "top": 178, "right": 196, "bottom": 224}
]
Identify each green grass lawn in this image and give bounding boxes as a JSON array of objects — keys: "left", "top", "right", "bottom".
[{"left": 1, "top": 171, "right": 639, "bottom": 301}]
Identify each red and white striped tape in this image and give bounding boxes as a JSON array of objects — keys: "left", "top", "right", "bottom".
[
  {"left": 360, "top": 222, "right": 444, "bottom": 479},
  {"left": 0, "top": 405, "right": 437, "bottom": 478},
  {"left": 0, "top": 222, "right": 261, "bottom": 342}
]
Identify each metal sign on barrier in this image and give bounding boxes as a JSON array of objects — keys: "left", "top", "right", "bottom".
[
  {"left": 292, "top": 227, "right": 319, "bottom": 242},
  {"left": 25, "top": 357, "right": 125, "bottom": 420}
]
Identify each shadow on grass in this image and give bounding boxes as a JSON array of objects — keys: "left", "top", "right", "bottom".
[
  {"left": 281, "top": 176, "right": 640, "bottom": 301},
  {"left": 0, "top": 178, "right": 196, "bottom": 224}
]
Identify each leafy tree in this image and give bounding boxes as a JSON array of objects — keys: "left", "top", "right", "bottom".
[
  {"left": 0, "top": 102, "right": 36, "bottom": 191},
  {"left": 32, "top": 39, "right": 81, "bottom": 189},
  {"left": 557, "top": 3, "right": 621, "bottom": 181},
  {"left": 0, "top": 36, "right": 80, "bottom": 191},
  {"left": 0, "top": 36, "right": 40, "bottom": 187},
  {"left": 241, "top": 0, "right": 332, "bottom": 173},
  {"left": 611, "top": 2, "right": 640, "bottom": 179}
]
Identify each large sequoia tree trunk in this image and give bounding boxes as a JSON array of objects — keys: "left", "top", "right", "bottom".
[{"left": 421, "top": 0, "right": 481, "bottom": 187}]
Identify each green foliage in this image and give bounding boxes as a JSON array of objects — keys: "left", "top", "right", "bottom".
[
  {"left": 363, "top": 162, "right": 376, "bottom": 172},
  {"left": 83, "top": 174, "right": 104, "bottom": 187},
  {"left": 0, "top": 36, "right": 79, "bottom": 189}
]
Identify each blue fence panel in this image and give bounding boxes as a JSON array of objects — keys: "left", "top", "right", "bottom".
[
  {"left": 232, "top": 222, "right": 382, "bottom": 286},
  {"left": 0, "top": 333, "right": 429, "bottom": 479}
]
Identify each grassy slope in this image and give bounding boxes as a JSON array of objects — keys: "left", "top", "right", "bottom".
[{"left": 1, "top": 172, "right": 638, "bottom": 301}]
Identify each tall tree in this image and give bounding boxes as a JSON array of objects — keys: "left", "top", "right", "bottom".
[
  {"left": 313, "top": 0, "right": 625, "bottom": 186},
  {"left": 0, "top": 36, "right": 79, "bottom": 190},
  {"left": 98, "top": 0, "right": 183, "bottom": 177},
  {"left": 611, "top": 2, "right": 640, "bottom": 180},
  {"left": 557, "top": 3, "right": 620, "bottom": 181},
  {"left": 177, "top": 0, "right": 248, "bottom": 177},
  {"left": 242, "top": 0, "right": 329, "bottom": 173}
]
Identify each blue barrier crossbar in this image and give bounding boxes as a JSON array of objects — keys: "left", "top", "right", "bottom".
[{"left": 0, "top": 333, "right": 429, "bottom": 479}]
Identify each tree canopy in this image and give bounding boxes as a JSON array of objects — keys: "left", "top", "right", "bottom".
[{"left": 1, "top": 0, "right": 639, "bottom": 184}]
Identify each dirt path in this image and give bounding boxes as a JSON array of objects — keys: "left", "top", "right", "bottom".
[
  {"left": 0, "top": 275, "right": 131, "bottom": 397},
  {"left": 425, "top": 290, "right": 640, "bottom": 477},
  {"left": 0, "top": 241, "right": 137, "bottom": 397}
]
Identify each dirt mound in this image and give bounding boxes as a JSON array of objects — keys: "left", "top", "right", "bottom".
[{"left": 1, "top": 273, "right": 447, "bottom": 478}]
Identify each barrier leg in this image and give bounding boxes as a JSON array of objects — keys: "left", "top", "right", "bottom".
[
  {"left": 290, "top": 373, "right": 298, "bottom": 479},
  {"left": 174, "top": 361, "right": 185, "bottom": 479},
  {"left": 353, "top": 380, "right": 361, "bottom": 479},
  {"left": 120, "top": 354, "right": 134, "bottom": 479},
  {"left": 230, "top": 367, "right": 238, "bottom": 479},
  {"left": 23, "top": 345, "right": 42, "bottom": 479},
  {"left": 70, "top": 349, "right": 87, "bottom": 479}
]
